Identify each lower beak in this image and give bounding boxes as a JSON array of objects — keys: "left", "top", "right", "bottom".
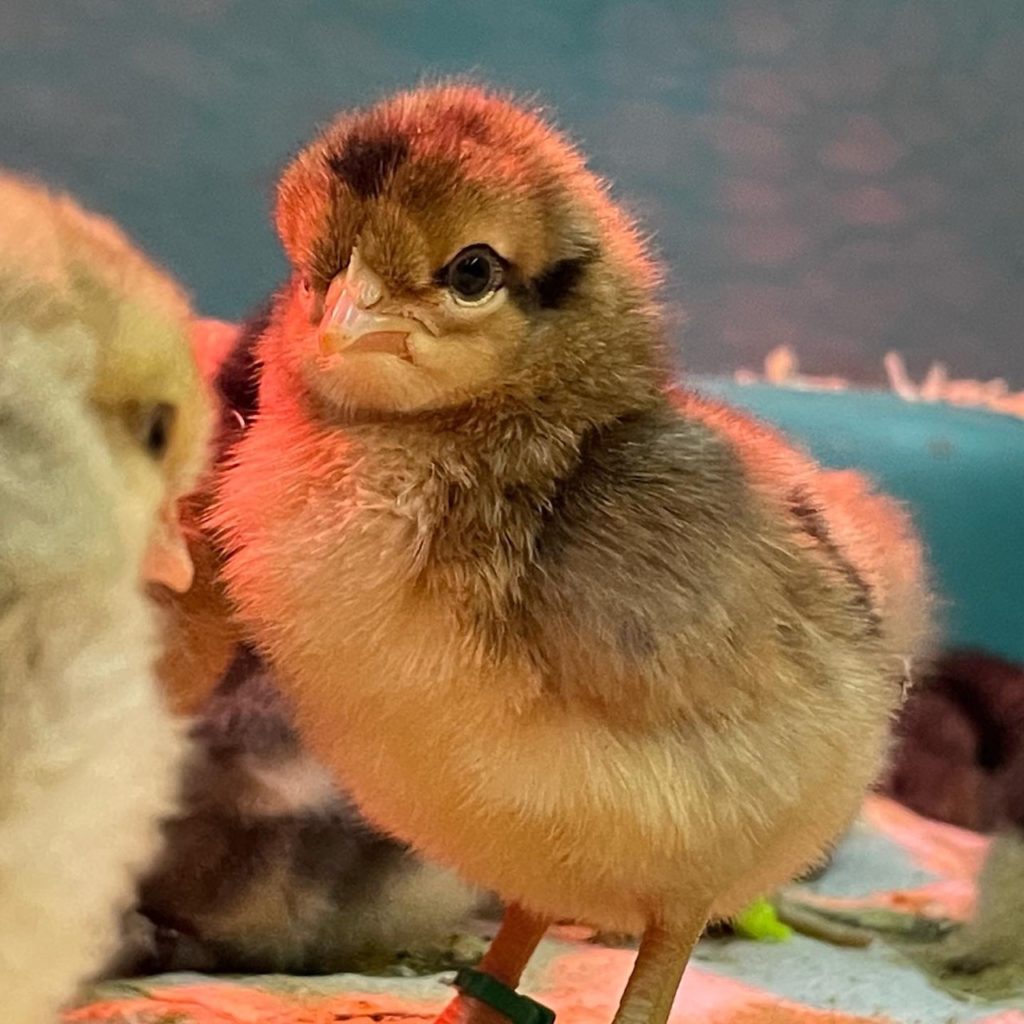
[
  {"left": 317, "top": 276, "right": 414, "bottom": 361},
  {"left": 142, "top": 503, "right": 195, "bottom": 593}
]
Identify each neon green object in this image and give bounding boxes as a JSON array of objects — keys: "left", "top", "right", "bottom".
[{"left": 733, "top": 898, "right": 793, "bottom": 942}]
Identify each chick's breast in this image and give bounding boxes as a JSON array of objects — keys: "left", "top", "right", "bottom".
[{"left": 217, "top": 392, "right": 907, "bottom": 934}]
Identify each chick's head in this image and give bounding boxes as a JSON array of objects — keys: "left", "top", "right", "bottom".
[
  {"left": 274, "top": 84, "right": 665, "bottom": 421},
  {"left": 0, "top": 173, "right": 212, "bottom": 592}
]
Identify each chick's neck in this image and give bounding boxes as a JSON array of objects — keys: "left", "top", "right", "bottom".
[
  {"left": 323, "top": 342, "right": 664, "bottom": 482},
  {"left": 272, "top": 328, "right": 668, "bottom": 586}
]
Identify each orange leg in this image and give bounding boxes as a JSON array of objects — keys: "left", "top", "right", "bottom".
[
  {"left": 435, "top": 904, "right": 550, "bottom": 1024},
  {"left": 611, "top": 915, "right": 707, "bottom": 1024}
]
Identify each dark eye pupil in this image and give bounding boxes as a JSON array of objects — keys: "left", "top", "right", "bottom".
[
  {"left": 448, "top": 248, "right": 500, "bottom": 300},
  {"left": 142, "top": 403, "right": 175, "bottom": 459},
  {"left": 147, "top": 417, "right": 167, "bottom": 457}
]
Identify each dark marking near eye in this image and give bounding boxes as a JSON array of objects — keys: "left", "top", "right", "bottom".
[
  {"left": 325, "top": 130, "right": 410, "bottom": 200},
  {"left": 535, "top": 256, "right": 589, "bottom": 309},
  {"left": 511, "top": 253, "right": 592, "bottom": 312},
  {"left": 789, "top": 487, "right": 882, "bottom": 639}
]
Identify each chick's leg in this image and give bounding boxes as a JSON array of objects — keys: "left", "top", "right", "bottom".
[
  {"left": 612, "top": 916, "right": 707, "bottom": 1024},
  {"left": 435, "top": 904, "right": 550, "bottom": 1024}
]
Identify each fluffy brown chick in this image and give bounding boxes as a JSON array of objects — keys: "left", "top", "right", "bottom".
[
  {"left": 110, "top": 644, "right": 482, "bottom": 977},
  {"left": 0, "top": 173, "right": 210, "bottom": 1022},
  {"left": 212, "top": 85, "right": 931, "bottom": 1024}
]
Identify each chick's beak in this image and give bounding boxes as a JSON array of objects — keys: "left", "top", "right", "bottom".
[
  {"left": 142, "top": 501, "right": 194, "bottom": 593},
  {"left": 317, "top": 249, "right": 415, "bottom": 362}
]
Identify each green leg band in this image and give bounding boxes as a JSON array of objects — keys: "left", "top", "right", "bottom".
[{"left": 453, "top": 968, "right": 556, "bottom": 1024}]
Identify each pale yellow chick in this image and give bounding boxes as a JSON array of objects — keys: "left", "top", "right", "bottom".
[{"left": 0, "top": 173, "right": 210, "bottom": 1022}]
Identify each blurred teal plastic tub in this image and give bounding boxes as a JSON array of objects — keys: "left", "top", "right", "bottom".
[{"left": 692, "top": 377, "right": 1024, "bottom": 665}]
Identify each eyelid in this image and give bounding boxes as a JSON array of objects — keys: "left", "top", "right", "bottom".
[
  {"left": 446, "top": 241, "right": 507, "bottom": 264},
  {"left": 434, "top": 244, "right": 510, "bottom": 285}
]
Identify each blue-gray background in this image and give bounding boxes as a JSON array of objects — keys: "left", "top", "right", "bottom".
[
  {"left": 3, "top": 0, "right": 1024, "bottom": 386},
  {"left": 4, "top": 0, "right": 1024, "bottom": 661}
]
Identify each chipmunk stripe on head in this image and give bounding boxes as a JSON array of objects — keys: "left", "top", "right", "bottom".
[{"left": 326, "top": 128, "right": 410, "bottom": 200}]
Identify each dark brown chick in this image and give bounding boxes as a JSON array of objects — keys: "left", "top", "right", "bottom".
[
  {"left": 211, "top": 85, "right": 930, "bottom": 1024},
  {"left": 109, "top": 644, "right": 481, "bottom": 977},
  {"left": 886, "top": 649, "right": 1024, "bottom": 831}
]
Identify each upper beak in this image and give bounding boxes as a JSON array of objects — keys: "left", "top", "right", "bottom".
[
  {"left": 142, "top": 501, "right": 194, "bottom": 593},
  {"left": 317, "top": 250, "right": 415, "bottom": 361}
]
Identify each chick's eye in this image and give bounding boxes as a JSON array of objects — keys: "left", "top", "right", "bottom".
[
  {"left": 136, "top": 402, "right": 176, "bottom": 460},
  {"left": 445, "top": 245, "right": 504, "bottom": 304}
]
